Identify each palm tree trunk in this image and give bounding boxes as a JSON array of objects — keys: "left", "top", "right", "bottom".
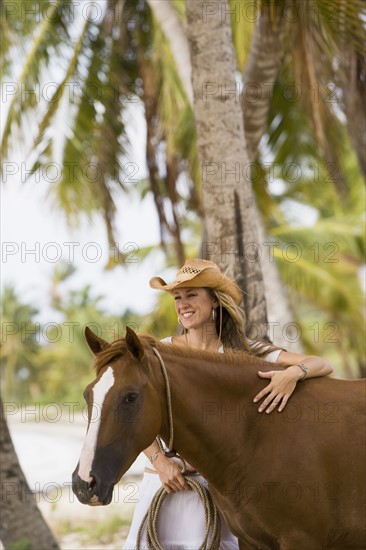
[
  {"left": 152, "top": 0, "right": 301, "bottom": 347},
  {"left": 185, "top": 0, "right": 268, "bottom": 338},
  {"left": 241, "top": 4, "right": 287, "bottom": 162},
  {"left": 242, "top": 3, "right": 302, "bottom": 351},
  {"left": 0, "top": 398, "right": 59, "bottom": 549}
]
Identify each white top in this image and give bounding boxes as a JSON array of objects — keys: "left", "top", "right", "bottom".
[{"left": 146, "top": 337, "right": 282, "bottom": 470}]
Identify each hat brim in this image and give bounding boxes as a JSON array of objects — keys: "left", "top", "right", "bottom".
[{"left": 149, "top": 269, "right": 242, "bottom": 305}]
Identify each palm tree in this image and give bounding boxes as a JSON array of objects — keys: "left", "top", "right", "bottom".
[
  {"left": 0, "top": 397, "right": 59, "bottom": 549},
  {"left": 1, "top": 0, "right": 365, "bottom": 365},
  {"left": 185, "top": 0, "right": 270, "bottom": 338},
  {"left": 239, "top": 0, "right": 366, "bottom": 352},
  {"left": 0, "top": 287, "right": 40, "bottom": 401},
  {"left": 37, "top": 279, "right": 142, "bottom": 402},
  {"left": 149, "top": 0, "right": 365, "bottom": 348},
  {"left": 1, "top": 0, "right": 199, "bottom": 264},
  {"left": 0, "top": 285, "right": 60, "bottom": 547}
]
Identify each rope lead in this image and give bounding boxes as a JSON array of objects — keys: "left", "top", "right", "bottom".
[{"left": 136, "top": 476, "right": 221, "bottom": 550}]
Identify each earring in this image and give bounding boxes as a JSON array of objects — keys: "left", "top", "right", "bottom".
[{"left": 212, "top": 308, "right": 216, "bottom": 321}]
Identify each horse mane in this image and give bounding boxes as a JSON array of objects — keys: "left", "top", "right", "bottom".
[
  {"left": 149, "top": 336, "right": 271, "bottom": 369},
  {"left": 92, "top": 333, "right": 273, "bottom": 375}
]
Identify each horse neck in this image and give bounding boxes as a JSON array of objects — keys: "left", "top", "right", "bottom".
[{"left": 153, "top": 346, "right": 258, "bottom": 482}]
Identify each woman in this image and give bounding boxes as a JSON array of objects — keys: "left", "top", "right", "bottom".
[{"left": 123, "top": 259, "right": 333, "bottom": 549}]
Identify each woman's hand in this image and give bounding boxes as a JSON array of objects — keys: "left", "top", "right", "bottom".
[
  {"left": 253, "top": 367, "right": 302, "bottom": 414},
  {"left": 153, "top": 454, "right": 191, "bottom": 493}
]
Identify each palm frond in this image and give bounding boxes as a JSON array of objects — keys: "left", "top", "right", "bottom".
[
  {"left": 27, "top": 16, "right": 91, "bottom": 164},
  {"left": 274, "top": 246, "right": 364, "bottom": 326},
  {"left": 1, "top": 0, "right": 70, "bottom": 160},
  {"left": 229, "top": 0, "right": 256, "bottom": 71},
  {"left": 313, "top": 0, "right": 366, "bottom": 56}
]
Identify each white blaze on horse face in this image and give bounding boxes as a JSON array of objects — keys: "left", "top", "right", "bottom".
[{"left": 78, "top": 366, "right": 115, "bottom": 483}]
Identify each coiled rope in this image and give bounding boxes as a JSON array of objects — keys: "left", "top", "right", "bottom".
[{"left": 136, "top": 475, "right": 221, "bottom": 550}]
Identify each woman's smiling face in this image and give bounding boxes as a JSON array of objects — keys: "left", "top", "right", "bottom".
[{"left": 173, "top": 287, "right": 216, "bottom": 330}]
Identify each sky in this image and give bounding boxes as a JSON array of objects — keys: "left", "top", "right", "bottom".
[
  {"left": 1, "top": 180, "right": 168, "bottom": 321},
  {"left": 0, "top": 101, "right": 174, "bottom": 324}
]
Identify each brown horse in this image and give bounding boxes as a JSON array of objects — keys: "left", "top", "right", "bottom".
[{"left": 72, "top": 327, "right": 366, "bottom": 549}]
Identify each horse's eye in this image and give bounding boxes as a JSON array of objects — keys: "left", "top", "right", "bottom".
[{"left": 125, "top": 392, "right": 139, "bottom": 404}]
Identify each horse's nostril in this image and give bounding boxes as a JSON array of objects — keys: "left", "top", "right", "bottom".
[{"left": 88, "top": 476, "right": 96, "bottom": 492}]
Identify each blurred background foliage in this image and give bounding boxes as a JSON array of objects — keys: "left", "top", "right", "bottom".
[{"left": 1, "top": 0, "right": 365, "bottom": 403}]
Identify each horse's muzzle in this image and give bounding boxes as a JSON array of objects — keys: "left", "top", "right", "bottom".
[{"left": 72, "top": 467, "right": 113, "bottom": 506}]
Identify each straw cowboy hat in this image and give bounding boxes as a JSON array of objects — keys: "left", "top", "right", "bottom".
[{"left": 149, "top": 259, "right": 242, "bottom": 305}]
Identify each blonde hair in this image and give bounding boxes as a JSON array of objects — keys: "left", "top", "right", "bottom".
[{"left": 209, "top": 289, "right": 282, "bottom": 357}]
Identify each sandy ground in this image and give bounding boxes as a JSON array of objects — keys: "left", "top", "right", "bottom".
[{"left": 40, "top": 477, "right": 140, "bottom": 549}]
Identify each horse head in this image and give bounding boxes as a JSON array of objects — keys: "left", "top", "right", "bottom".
[{"left": 72, "top": 327, "right": 162, "bottom": 506}]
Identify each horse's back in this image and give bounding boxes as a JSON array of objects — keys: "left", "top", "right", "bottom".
[
  {"left": 298, "top": 376, "right": 365, "bottom": 423},
  {"left": 227, "top": 377, "right": 366, "bottom": 549},
  {"left": 275, "top": 376, "right": 365, "bottom": 454}
]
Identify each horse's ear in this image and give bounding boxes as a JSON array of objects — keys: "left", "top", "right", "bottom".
[
  {"left": 125, "top": 326, "right": 145, "bottom": 362},
  {"left": 84, "top": 326, "right": 109, "bottom": 355}
]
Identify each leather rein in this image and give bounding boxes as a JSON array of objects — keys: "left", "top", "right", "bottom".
[{"left": 152, "top": 347, "right": 187, "bottom": 472}]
